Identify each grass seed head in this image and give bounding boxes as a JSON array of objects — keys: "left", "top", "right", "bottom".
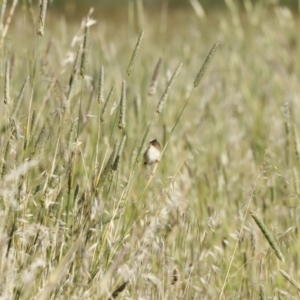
[
  {"left": 148, "top": 57, "right": 162, "bottom": 96},
  {"left": 97, "top": 65, "right": 105, "bottom": 104},
  {"left": 156, "top": 62, "right": 182, "bottom": 114},
  {"left": 118, "top": 80, "right": 126, "bottom": 130},
  {"left": 80, "top": 24, "right": 89, "bottom": 78},
  {"left": 279, "top": 269, "right": 300, "bottom": 292},
  {"left": 37, "top": 0, "right": 48, "bottom": 36},
  {"left": 101, "top": 85, "right": 115, "bottom": 123},
  {"left": 112, "top": 135, "right": 127, "bottom": 171},
  {"left": 127, "top": 30, "right": 144, "bottom": 77},
  {"left": 251, "top": 211, "right": 284, "bottom": 262},
  {"left": 98, "top": 140, "right": 118, "bottom": 189},
  {"left": 193, "top": 41, "right": 219, "bottom": 88},
  {"left": 4, "top": 59, "right": 10, "bottom": 105}
]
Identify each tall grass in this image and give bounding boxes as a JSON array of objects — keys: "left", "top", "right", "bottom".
[{"left": 0, "top": 1, "right": 300, "bottom": 299}]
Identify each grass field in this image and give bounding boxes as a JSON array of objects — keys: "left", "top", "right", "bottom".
[{"left": 1, "top": 1, "right": 300, "bottom": 299}]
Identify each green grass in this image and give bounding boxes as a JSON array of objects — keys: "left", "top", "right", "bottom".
[{"left": 1, "top": 1, "right": 300, "bottom": 299}]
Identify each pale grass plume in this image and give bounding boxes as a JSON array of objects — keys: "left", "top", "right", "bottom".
[
  {"left": 251, "top": 211, "right": 284, "bottom": 262},
  {"left": 156, "top": 63, "right": 182, "bottom": 114},
  {"left": 37, "top": 0, "right": 48, "bottom": 36},
  {"left": 85, "top": 17, "right": 97, "bottom": 28},
  {"left": 127, "top": 30, "right": 144, "bottom": 76},
  {"left": 194, "top": 41, "right": 219, "bottom": 88},
  {"left": 86, "top": 7, "right": 95, "bottom": 21},
  {"left": 1, "top": 159, "right": 38, "bottom": 184}
]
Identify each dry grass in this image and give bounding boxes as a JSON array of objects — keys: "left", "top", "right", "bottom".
[{"left": 0, "top": 1, "right": 300, "bottom": 299}]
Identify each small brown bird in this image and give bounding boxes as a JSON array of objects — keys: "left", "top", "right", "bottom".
[{"left": 144, "top": 139, "right": 161, "bottom": 165}]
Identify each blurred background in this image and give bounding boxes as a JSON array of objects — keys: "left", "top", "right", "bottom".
[{"left": 43, "top": 0, "right": 300, "bottom": 16}]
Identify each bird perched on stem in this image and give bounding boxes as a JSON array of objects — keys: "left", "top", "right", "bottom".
[{"left": 143, "top": 139, "right": 161, "bottom": 166}]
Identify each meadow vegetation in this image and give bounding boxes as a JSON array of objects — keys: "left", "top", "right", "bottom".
[{"left": 1, "top": 1, "right": 300, "bottom": 299}]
